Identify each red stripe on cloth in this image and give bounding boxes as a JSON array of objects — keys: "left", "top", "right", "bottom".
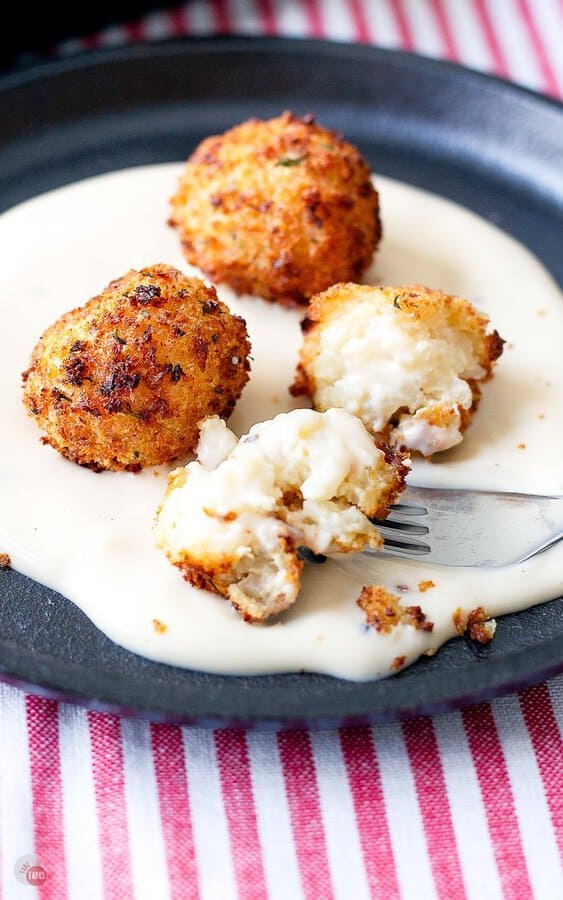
[
  {"left": 88, "top": 713, "right": 134, "bottom": 900},
  {"left": 340, "top": 728, "right": 400, "bottom": 898},
  {"left": 388, "top": 0, "right": 414, "bottom": 51},
  {"left": 429, "top": 0, "right": 459, "bottom": 60},
  {"left": 346, "top": 0, "right": 371, "bottom": 43},
  {"left": 519, "top": 684, "right": 563, "bottom": 855},
  {"left": 215, "top": 731, "right": 268, "bottom": 900},
  {"left": 211, "top": 0, "right": 233, "bottom": 34},
  {"left": 303, "top": 0, "right": 324, "bottom": 38},
  {"left": 26, "top": 697, "right": 68, "bottom": 900},
  {"left": 462, "top": 704, "right": 534, "bottom": 898},
  {"left": 515, "top": 0, "right": 560, "bottom": 97},
  {"left": 123, "top": 21, "right": 146, "bottom": 42},
  {"left": 151, "top": 724, "right": 199, "bottom": 900},
  {"left": 472, "top": 0, "right": 510, "bottom": 77},
  {"left": 255, "top": 0, "right": 277, "bottom": 36},
  {"left": 80, "top": 34, "right": 103, "bottom": 50},
  {"left": 277, "top": 731, "right": 333, "bottom": 900},
  {"left": 168, "top": 7, "right": 189, "bottom": 37},
  {"left": 402, "top": 718, "right": 467, "bottom": 900}
]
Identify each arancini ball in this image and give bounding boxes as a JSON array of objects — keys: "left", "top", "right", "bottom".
[
  {"left": 22, "top": 264, "right": 251, "bottom": 471},
  {"left": 169, "top": 111, "right": 381, "bottom": 305}
]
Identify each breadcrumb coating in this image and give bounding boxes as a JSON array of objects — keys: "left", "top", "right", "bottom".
[
  {"left": 22, "top": 264, "right": 251, "bottom": 471},
  {"left": 170, "top": 112, "right": 381, "bottom": 305},
  {"left": 292, "top": 283, "right": 504, "bottom": 456},
  {"left": 155, "top": 409, "right": 408, "bottom": 622}
]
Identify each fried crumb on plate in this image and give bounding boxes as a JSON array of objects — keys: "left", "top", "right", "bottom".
[
  {"left": 454, "top": 606, "right": 497, "bottom": 644},
  {"left": 357, "top": 585, "right": 434, "bottom": 634}
]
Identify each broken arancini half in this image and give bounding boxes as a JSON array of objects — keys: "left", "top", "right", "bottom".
[
  {"left": 154, "top": 408, "right": 408, "bottom": 623},
  {"left": 292, "top": 283, "right": 504, "bottom": 457}
]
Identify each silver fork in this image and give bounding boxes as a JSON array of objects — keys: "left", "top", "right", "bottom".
[{"left": 369, "top": 486, "right": 563, "bottom": 567}]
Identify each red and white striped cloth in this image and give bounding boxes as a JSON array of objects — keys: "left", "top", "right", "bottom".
[
  {"left": 3, "top": 2, "right": 562, "bottom": 898},
  {"left": 56, "top": 0, "right": 563, "bottom": 98}
]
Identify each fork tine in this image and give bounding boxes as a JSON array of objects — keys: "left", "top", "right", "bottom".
[
  {"left": 382, "top": 537, "right": 431, "bottom": 555},
  {"left": 389, "top": 502, "right": 428, "bottom": 517},
  {"left": 371, "top": 517, "right": 430, "bottom": 536}
]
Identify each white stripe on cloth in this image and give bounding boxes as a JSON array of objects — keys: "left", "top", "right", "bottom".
[
  {"left": 184, "top": 1, "right": 217, "bottom": 35},
  {"left": 182, "top": 728, "right": 237, "bottom": 900},
  {"left": 58, "top": 704, "right": 104, "bottom": 900},
  {"left": 433, "top": 712, "right": 504, "bottom": 900},
  {"left": 401, "top": 0, "right": 444, "bottom": 57},
  {"left": 372, "top": 724, "right": 437, "bottom": 900},
  {"left": 141, "top": 11, "right": 176, "bottom": 40},
  {"left": 273, "top": 0, "right": 310, "bottom": 36},
  {"left": 246, "top": 732, "right": 303, "bottom": 900},
  {"left": 528, "top": 0, "right": 563, "bottom": 94},
  {"left": 96, "top": 25, "right": 130, "bottom": 47},
  {"left": 361, "top": 0, "right": 402, "bottom": 47},
  {"left": 0, "top": 684, "right": 37, "bottom": 900},
  {"left": 321, "top": 0, "right": 356, "bottom": 42},
  {"left": 309, "top": 730, "right": 370, "bottom": 900},
  {"left": 548, "top": 674, "right": 563, "bottom": 739},
  {"left": 492, "top": 695, "right": 563, "bottom": 900},
  {"left": 443, "top": 0, "right": 494, "bottom": 70},
  {"left": 121, "top": 719, "right": 170, "bottom": 900},
  {"left": 229, "top": 0, "right": 262, "bottom": 34},
  {"left": 485, "top": 0, "right": 544, "bottom": 91}
]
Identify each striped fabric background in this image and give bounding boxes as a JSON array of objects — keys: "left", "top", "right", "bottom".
[
  {"left": 3, "top": 2, "right": 562, "bottom": 898},
  {"left": 56, "top": 0, "right": 563, "bottom": 98}
]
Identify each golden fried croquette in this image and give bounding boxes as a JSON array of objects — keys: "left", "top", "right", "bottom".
[
  {"left": 22, "top": 264, "right": 251, "bottom": 471},
  {"left": 292, "top": 283, "right": 504, "bottom": 456},
  {"left": 169, "top": 111, "right": 381, "bottom": 305},
  {"left": 154, "top": 409, "right": 408, "bottom": 622}
]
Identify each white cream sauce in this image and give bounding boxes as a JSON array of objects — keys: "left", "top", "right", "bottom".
[{"left": 0, "top": 163, "right": 562, "bottom": 680}]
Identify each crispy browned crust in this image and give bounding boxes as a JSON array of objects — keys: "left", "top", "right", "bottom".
[
  {"left": 171, "top": 534, "right": 303, "bottom": 623},
  {"left": 371, "top": 443, "right": 410, "bottom": 518},
  {"left": 170, "top": 112, "right": 381, "bottom": 305},
  {"left": 357, "top": 585, "right": 434, "bottom": 634},
  {"left": 22, "top": 264, "right": 251, "bottom": 471},
  {"left": 0, "top": 553, "right": 11, "bottom": 570},
  {"left": 291, "top": 282, "right": 505, "bottom": 451},
  {"left": 454, "top": 606, "right": 497, "bottom": 643}
]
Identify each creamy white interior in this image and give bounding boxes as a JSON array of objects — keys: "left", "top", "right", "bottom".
[
  {"left": 315, "top": 292, "right": 485, "bottom": 453},
  {"left": 155, "top": 408, "right": 385, "bottom": 564},
  {"left": 0, "top": 163, "right": 562, "bottom": 680}
]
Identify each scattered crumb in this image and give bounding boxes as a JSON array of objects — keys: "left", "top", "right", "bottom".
[
  {"left": 358, "top": 585, "right": 434, "bottom": 634},
  {"left": 0, "top": 553, "right": 11, "bottom": 570},
  {"left": 517, "top": 443, "right": 526, "bottom": 449},
  {"left": 391, "top": 655, "right": 406, "bottom": 671},
  {"left": 423, "top": 647, "right": 437, "bottom": 657},
  {"left": 467, "top": 608, "right": 497, "bottom": 643},
  {"left": 271, "top": 395, "right": 280, "bottom": 404},
  {"left": 506, "top": 342, "right": 514, "bottom": 350},
  {"left": 453, "top": 607, "right": 465, "bottom": 635},
  {"left": 396, "top": 583, "right": 409, "bottom": 593},
  {"left": 418, "top": 579, "right": 435, "bottom": 593},
  {"left": 152, "top": 618, "right": 168, "bottom": 634},
  {"left": 538, "top": 413, "right": 545, "bottom": 420},
  {"left": 315, "top": 634, "right": 325, "bottom": 643},
  {"left": 537, "top": 309, "right": 547, "bottom": 317},
  {"left": 453, "top": 606, "right": 497, "bottom": 644},
  {"left": 153, "top": 470, "right": 161, "bottom": 478}
]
